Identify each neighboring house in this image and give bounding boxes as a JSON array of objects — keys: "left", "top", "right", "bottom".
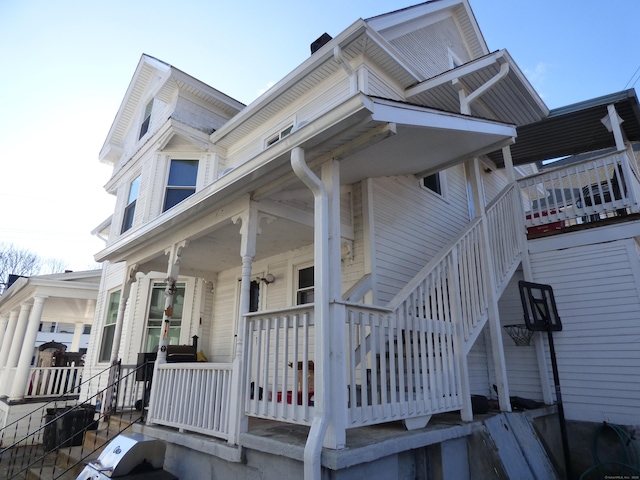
[
  {"left": 0, "top": 270, "right": 100, "bottom": 431},
  {"left": 81, "top": 1, "right": 640, "bottom": 478}
]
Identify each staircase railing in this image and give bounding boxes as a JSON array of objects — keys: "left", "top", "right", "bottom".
[{"left": 0, "top": 361, "right": 150, "bottom": 480}]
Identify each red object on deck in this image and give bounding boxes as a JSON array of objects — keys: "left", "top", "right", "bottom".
[
  {"left": 526, "top": 210, "right": 563, "bottom": 234},
  {"left": 276, "top": 390, "right": 314, "bottom": 405}
]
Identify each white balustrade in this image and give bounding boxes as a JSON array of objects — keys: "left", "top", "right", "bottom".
[
  {"left": 244, "top": 305, "right": 315, "bottom": 425},
  {"left": 24, "top": 366, "right": 82, "bottom": 398},
  {"left": 519, "top": 150, "right": 640, "bottom": 230},
  {"left": 148, "top": 363, "right": 232, "bottom": 439}
]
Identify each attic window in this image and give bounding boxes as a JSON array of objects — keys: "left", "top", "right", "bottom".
[
  {"left": 139, "top": 99, "right": 153, "bottom": 139},
  {"left": 421, "top": 173, "right": 444, "bottom": 196},
  {"left": 266, "top": 125, "right": 293, "bottom": 148}
]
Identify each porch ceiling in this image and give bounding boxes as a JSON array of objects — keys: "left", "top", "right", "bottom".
[
  {"left": 97, "top": 95, "right": 515, "bottom": 270},
  {"left": 405, "top": 50, "right": 549, "bottom": 128}
]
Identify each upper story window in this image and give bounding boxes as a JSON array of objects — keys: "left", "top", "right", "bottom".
[
  {"left": 296, "top": 265, "right": 314, "bottom": 305},
  {"left": 266, "top": 125, "right": 293, "bottom": 148},
  {"left": 163, "top": 160, "right": 198, "bottom": 212},
  {"left": 139, "top": 99, "right": 154, "bottom": 139},
  {"left": 121, "top": 175, "right": 141, "bottom": 233}
]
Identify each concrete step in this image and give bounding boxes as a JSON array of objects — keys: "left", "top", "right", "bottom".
[{"left": 25, "top": 411, "right": 142, "bottom": 480}]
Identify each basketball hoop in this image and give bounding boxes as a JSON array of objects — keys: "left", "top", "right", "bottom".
[{"left": 503, "top": 324, "right": 534, "bottom": 346}]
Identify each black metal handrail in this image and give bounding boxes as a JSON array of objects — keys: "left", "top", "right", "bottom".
[{"left": 0, "top": 361, "right": 152, "bottom": 480}]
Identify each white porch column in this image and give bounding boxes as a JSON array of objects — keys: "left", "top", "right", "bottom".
[
  {"left": 323, "top": 158, "right": 348, "bottom": 449},
  {"left": 10, "top": 296, "right": 47, "bottom": 399},
  {"left": 71, "top": 323, "right": 85, "bottom": 352},
  {"left": 469, "top": 157, "right": 511, "bottom": 412},
  {"left": 513, "top": 154, "right": 553, "bottom": 405},
  {"left": 155, "top": 242, "right": 186, "bottom": 365},
  {"left": 1, "top": 304, "right": 32, "bottom": 394},
  {"left": 0, "top": 309, "right": 19, "bottom": 395},
  {"left": 0, "top": 310, "right": 18, "bottom": 369},
  {"left": 109, "top": 264, "right": 139, "bottom": 365},
  {"left": 0, "top": 314, "right": 9, "bottom": 351},
  {"left": 227, "top": 205, "right": 259, "bottom": 445}
]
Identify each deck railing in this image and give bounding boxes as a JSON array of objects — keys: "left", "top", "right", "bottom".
[
  {"left": 518, "top": 149, "right": 640, "bottom": 231},
  {"left": 243, "top": 305, "right": 315, "bottom": 425},
  {"left": 343, "top": 302, "right": 462, "bottom": 427},
  {"left": 24, "top": 366, "right": 82, "bottom": 398},
  {"left": 147, "top": 362, "right": 233, "bottom": 439}
]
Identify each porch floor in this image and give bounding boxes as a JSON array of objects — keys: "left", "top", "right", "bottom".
[{"left": 135, "top": 406, "right": 557, "bottom": 472}]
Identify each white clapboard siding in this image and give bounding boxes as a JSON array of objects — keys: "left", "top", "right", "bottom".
[
  {"left": 389, "top": 16, "right": 471, "bottom": 79},
  {"left": 529, "top": 238, "right": 640, "bottom": 424},
  {"left": 372, "top": 168, "right": 470, "bottom": 305},
  {"left": 498, "top": 271, "right": 544, "bottom": 401},
  {"left": 467, "top": 332, "right": 491, "bottom": 397}
]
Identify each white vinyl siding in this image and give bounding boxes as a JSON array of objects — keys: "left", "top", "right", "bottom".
[
  {"left": 529, "top": 238, "right": 640, "bottom": 425},
  {"left": 371, "top": 167, "right": 470, "bottom": 304},
  {"left": 389, "top": 17, "right": 471, "bottom": 79}
]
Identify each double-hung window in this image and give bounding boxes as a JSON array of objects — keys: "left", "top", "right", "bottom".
[
  {"left": 99, "top": 290, "right": 121, "bottom": 362},
  {"left": 163, "top": 160, "right": 198, "bottom": 212},
  {"left": 296, "top": 266, "right": 314, "bottom": 305},
  {"left": 145, "top": 282, "right": 185, "bottom": 352},
  {"left": 139, "top": 99, "right": 153, "bottom": 139},
  {"left": 121, "top": 175, "right": 141, "bottom": 233}
]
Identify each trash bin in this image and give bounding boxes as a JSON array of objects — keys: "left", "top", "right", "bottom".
[
  {"left": 75, "top": 433, "right": 177, "bottom": 479},
  {"left": 43, "top": 405, "right": 96, "bottom": 451}
]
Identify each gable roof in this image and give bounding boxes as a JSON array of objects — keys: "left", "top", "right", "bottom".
[{"left": 99, "top": 54, "right": 244, "bottom": 165}]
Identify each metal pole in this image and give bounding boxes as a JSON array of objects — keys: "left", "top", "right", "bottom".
[{"left": 546, "top": 322, "right": 573, "bottom": 480}]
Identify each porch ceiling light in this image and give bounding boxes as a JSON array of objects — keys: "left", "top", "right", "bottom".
[{"left": 258, "top": 274, "right": 275, "bottom": 284}]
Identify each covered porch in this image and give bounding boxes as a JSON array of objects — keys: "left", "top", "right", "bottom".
[{"left": 95, "top": 93, "right": 523, "bottom": 455}]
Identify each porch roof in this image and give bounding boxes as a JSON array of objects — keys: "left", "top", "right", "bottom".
[
  {"left": 95, "top": 94, "right": 516, "bottom": 270},
  {"left": 488, "top": 89, "right": 640, "bottom": 166}
]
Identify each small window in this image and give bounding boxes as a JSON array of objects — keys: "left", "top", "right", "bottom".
[
  {"left": 296, "top": 266, "right": 314, "bottom": 305},
  {"left": 422, "top": 173, "right": 442, "bottom": 195},
  {"left": 139, "top": 99, "right": 153, "bottom": 139},
  {"left": 121, "top": 175, "right": 141, "bottom": 233},
  {"left": 83, "top": 325, "right": 91, "bottom": 335},
  {"left": 99, "top": 290, "right": 121, "bottom": 362},
  {"left": 163, "top": 160, "right": 198, "bottom": 212},
  {"left": 266, "top": 125, "right": 293, "bottom": 147}
]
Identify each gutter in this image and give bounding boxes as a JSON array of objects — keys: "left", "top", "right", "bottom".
[{"left": 291, "top": 147, "right": 329, "bottom": 480}]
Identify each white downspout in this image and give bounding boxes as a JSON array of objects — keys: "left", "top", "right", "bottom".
[
  {"left": 291, "top": 147, "right": 330, "bottom": 480},
  {"left": 456, "top": 60, "right": 510, "bottom": 115}
]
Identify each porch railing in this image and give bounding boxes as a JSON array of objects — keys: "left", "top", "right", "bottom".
[
  {"left": 147, "top": 362, "right": 233, "bottom": 439},
  {"left": 518, "top": 149, "right": 640, "bottom": 231},
  {"left": 24, "top": 366, "right": 83, "bottom": 398},
  {"left": 243, "top": 305, "right": 315, "bottom": 425}
]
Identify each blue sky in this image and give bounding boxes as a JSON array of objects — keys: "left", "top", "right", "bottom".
[{"left": 0, "top": 0, "right": 639, "bottom": 271}]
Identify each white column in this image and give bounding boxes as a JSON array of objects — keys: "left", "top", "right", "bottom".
[
  {"left": 227, "top": 206, "right": 259, "bottom": 445},
  {"left": 323, "top": 158, "right": 348, "bottom": 449},
  {"left": 0, "top": 310, "right": 18, "bottom": 369},
  {"left": 0, "top": 314, "right": 9, "bottom": 351},
  {"left": 109, "top": 264, "right": 139, "bottom": 365},
  {"left": 470, "top": 157, "right": 511, "bottom": 412},
  {"left": 0, "top": 310, "right": 19, "bottom": 395},
  {"left": 10, "top": 296, "right": 47, "bottom": 399},
  {"left": 71, "top": 323, "right": 84, "bottom": 352},
  {"left": 5, "top": 304, "right": 32, "bottom": 371},
  {"left": 155, "top": 242, "right": 186, "bottom": 365}
]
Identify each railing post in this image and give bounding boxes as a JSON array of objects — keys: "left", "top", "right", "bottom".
[{"left": 450, "top": 250, "right": 472, "bottom": 421}]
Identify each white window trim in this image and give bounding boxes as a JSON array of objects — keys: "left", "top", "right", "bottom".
[
  {"left": 419, "top": 171, "right": 448, "bottom": 200},
  {"left": 121, "top": 174, "right": 141, "bottom": 234},
  {"left": 264, "top": 121, "right": 295, "bottom": 148},
  {"left": 162, "top": 157, "right": 202, "bottom": 212},
  {"left": 141, "top": 277, "right": 196, "bottom": 352},
  {"left": 294, "top": 262, "right": 315, "bottom": 305},
  {"left": 139, "top": 98, "right": 154, "bottom": 140},
  {"left": 98, "top": 288, "right": 121, "bottom": 363}
]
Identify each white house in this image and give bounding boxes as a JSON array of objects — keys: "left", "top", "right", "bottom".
[
  {"left": 0, "top": 269, "right": 100, "bottom": 432},
  {"left": 75, "top": 1, "right": 640, "bottom": 478}
]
